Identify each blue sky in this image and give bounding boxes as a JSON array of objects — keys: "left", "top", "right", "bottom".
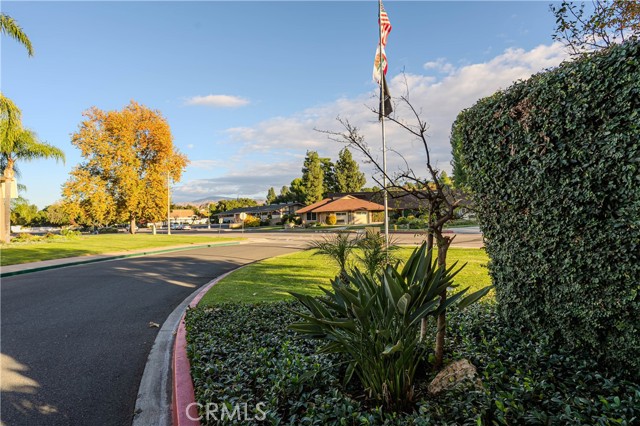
[{"left": 2, "top": 1, "right": 569, "bottom": 208}]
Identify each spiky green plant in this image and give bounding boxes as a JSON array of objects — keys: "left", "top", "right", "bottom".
[
  {"left": 356, "top": 230, "right": 399, "bottom": 279},
  {"left": 289, "top": 242, "right": 491, "bottom": 410},
  {"left": 307, "top": 232, "right": 358, "bottom": 283}
]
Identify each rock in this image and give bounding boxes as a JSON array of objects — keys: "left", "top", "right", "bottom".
[{"left": 427, "top": 359, "right": 480, "bottom": 396}]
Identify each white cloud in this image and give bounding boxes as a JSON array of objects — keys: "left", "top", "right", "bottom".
[
  {"left": 187, "top": 144, "right": 194, "bottom": 149},
  {"left": 177, "top": 43, "right": 569, "bottom": 202},
  {"left": 184, "top": 94, "right": 250, "bottom": 108},
  {"left": 189, "top": 159, "right": 225, "bottom": 170},
  {"left": 423, "top": 57, "right": 456, "bottom": 74},
  {"left": 172, "top": 160, "right": 301, "bottom": 202}
]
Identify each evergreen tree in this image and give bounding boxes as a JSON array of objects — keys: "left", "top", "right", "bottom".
[
  {"left": 266, "top": 187, "right": 276, "bottom": 204},
  {"left": 320, "top": 157, "right": 336, "bottom": 195},
  {"left": 289, "top": 178, "right": 305, "bottom": 203},
  {"left": 301, "top": 151, "right": 324, "bottom": 205},
  {"left": 334, "top": 148, "right": 366, "bottom": 193}
]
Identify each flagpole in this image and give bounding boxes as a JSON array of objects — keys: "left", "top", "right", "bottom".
[{"left": 379, "top": 0, "right": 390, "bottom": 250}]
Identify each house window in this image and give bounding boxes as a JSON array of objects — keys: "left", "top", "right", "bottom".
[{"left": 306, "top": 212, "right": 317, "bottom": 221}]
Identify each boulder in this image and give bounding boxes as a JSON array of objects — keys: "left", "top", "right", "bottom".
[{"left": 428, "top": 359, "right": 480, "bottom": 395}]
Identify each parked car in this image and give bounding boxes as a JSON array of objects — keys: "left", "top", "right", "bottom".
[{"left": 182, "top": 224, "right": 191, "bottom": 230}]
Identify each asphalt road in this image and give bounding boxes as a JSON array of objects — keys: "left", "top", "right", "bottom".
[{"left": 0, "top": 242, "right": 301, "bottom": 426}]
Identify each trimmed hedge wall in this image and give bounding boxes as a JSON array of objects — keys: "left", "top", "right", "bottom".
[{"left": 456, "top": 41, "right": 639, "bottom": 378}]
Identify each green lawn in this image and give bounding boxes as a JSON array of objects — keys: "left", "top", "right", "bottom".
[
  {"left": 199, "top": 247, "right": 492, "bottom": 306},
  {"left": 0, "top": 234, "right": 241, "bottom": 266}
]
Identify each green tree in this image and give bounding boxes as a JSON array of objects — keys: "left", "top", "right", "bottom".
[
  {"left": 63, "top": 101, "right": 187, "bottom": 233},
  {"left": 320, "top": 157, "right": 336, "bottom": 195},
  {"left": 213, "top": 198, "right": 257, "bottom": 213},
  {"left": 273, "top": 185, "right": 291, "bottom": 203},
  {"left": 43, "top": 202, "right": 71, "bottom": 226},
  {"left": 334, "top": 147, "right": 366, "bottom": 193},
  {"left": 266, "top": 187, "right": 277, "bottom": 205},
  {"left": 10, "top": 196, "right": 38, "bottom": 226},
  {"left": 289, "top": 178, "right": 306, "bottom": 203},
  {"left": 301, "top": 151, "right": 324, "bottom": 205},
  {"left": 550, "top": 0, "right": 640, "bottom": 56}
]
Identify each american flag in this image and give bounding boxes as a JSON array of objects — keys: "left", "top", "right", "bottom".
[{"left": 379, "top": 1, "right": 392, "bottom": 47}]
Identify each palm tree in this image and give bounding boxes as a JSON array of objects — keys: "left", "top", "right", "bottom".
[
  {"left": 0, "top": 13, "right": 34, "bottom": 56},
  {"left": 308, "top": 232, "right": 358, "bottom": 283},
  {"left": 1, "top": 121, "right": 65, "bottom": 241},
  {"left": 2, "top": 127, "right": 65, "bottom": 179}
]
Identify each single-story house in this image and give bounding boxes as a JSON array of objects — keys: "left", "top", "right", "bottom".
[
  {"left": 213, "top": 202, "right": 304, "bottom": 225},
  {"left": 169, "top": 209, "right": 200, "bottom": 225},
  {"left": 296, "top": 195, "right": 385, "bottom": 226},
  {"left": 327, "top": 190, "right": 475, "bottom": 219}
]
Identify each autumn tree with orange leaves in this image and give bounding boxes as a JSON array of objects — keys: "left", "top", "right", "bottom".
[{"left": 63, "top": 101, "right": 188, "bottom": 233}]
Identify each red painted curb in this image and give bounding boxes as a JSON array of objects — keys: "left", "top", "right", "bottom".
[{"left": 172, "top": 271, "right": 235, "bottom": 426}]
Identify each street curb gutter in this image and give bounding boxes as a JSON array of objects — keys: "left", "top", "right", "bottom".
[
  {"left": 171, "top": 271, "right": 235, "bottom": 426},
  {"left": 132, "top": 270, "right": 235, "bottom": 426},
  {"left": 1, "top": 241, "right": 241, "bottom": 278}
]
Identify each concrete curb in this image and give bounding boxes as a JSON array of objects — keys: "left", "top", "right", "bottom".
[
  {"left": 171, "top": 271, "right": 236, "bottom": 426},
  {"left": 1, "top": 241, "right": 241, "bottom": 278},
  {"left": 131, "top": 270, "right": 235, "bottom": 426}
]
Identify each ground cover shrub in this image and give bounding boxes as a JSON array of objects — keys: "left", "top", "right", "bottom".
[
  {"left": 456, "top": 40, "right": 640, "bottom": 378},
  {"left": 186, "top": 302, "right": 640, "bottom": 425},
  {"left": 185, "top": 303, "right": 342, "bottom": 425}
]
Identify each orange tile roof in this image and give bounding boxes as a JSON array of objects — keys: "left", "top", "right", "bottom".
[
  {"left": 296, "top": 196, "right": 384, "bottom": 214},
  {"left": 170, "top": 209, "right": 197, "bottom": 218},
  {"left": 296, "top": 198, "right": 332, "bottom": 214}
]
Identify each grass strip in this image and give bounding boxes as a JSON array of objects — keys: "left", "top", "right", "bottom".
[
  {"left": 0, "top": 234, "right": 241, "bottom": 266},
  {"left": 199, "top": 247, "right": 491, "bottom": 306}
]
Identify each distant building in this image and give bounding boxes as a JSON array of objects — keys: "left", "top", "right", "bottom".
[
  {"left": 169, "top": 209, "right": 200, "bottom": 225},
  {"left": 212, "top": 202, "right": 304, "bottom": 225},
  {"left": 296, "top": 195, "right": 384, "bottom": 226}
]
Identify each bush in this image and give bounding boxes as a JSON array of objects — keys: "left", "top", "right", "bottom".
[
  {"left": 243, "top": 215, "right": 260, "bottom": 227},
  {"left": 456, "top": 41, "right": 640, "bottom": 378},
  {"left": 97, "top": 227, "right": 118, "bottom": 234},
  {"left": 60, "top": 228, "right": 81, "bottom": 238},
  {"left": 325, "top": 214, "right": 337, "bottom": 225},
  {"left": 12, "top": 233, "right": 39, "bottom": 242}
]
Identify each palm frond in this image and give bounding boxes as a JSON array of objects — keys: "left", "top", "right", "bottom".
[{"left": 0, "top": 14, "right": 34, "bottom": 56}]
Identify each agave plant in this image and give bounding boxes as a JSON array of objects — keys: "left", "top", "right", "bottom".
[
  {"left": 307, "top": 232, "right": 358, "bottom": 283},
  {"left": 289, "top": 242, "right": 491, "bottom": 410}
]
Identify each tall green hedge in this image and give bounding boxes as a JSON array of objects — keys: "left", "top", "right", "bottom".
[{"left": 456, "top": 41, "right": 639, "bottom": 378}]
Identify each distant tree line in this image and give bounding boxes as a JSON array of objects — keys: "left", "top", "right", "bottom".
[{"left": 265, "top": 147, "right": 372, "bottom": 206}]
